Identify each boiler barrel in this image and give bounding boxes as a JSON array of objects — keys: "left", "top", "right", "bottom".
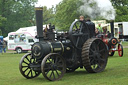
[{"left": 31, "top": 41, "right": 66, "bottom": 59}]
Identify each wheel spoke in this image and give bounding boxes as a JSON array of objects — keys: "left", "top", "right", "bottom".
[
  {"left": 93, "top": 43, "right": 97, "bottom": 51},
  {"left": 27, "top": 70, "right": 31, "bottom": 76},
  {"left": 57, "top": 65, "right": 63, "bottom": 68},
  {"left": 49, "top": 71, "right": 53, "bottom": 79},
  {"left": 80, "top": 23, "right": 83, "bottom": 32},
  {"left": 45, "top": 69, "right": 50, "bottom": 75},
  {"left": 55, "top": 70, "right": 60, "bottom": 76},
  {"left": 72, "top": 33, "right": 83, "bottom": 36},
  {"left": 23, "top": 68, "right": 29, "bottom": 73},
  {"left": 22, "top": 66, "right": 28, "bottom": 68},
  {"left": 89, "top": 55, "right": 94, "bottom": 58},
  {"left": 35, "top": 71, "right": 38, "bottom": 75},
  {"left": 23, "top": 61, "right": 29, "bottom": 65},
  {"left": 31, "top": 70, "right": 33, "bottom": 77},
  {"left": 44, "top": 67, "right": 51, "bottom": 71},
  {"left": 90, "top": 59, "right": 94, "bottom": 64},
  {"left": 57, "top": 58, "right": 62, "bottom": 63},
  {"left": 57, "top": 67, "right": 63, "bottom": 72},
  {"left": 30, "top": 58, "right": 32, "bottom": 63},
  {"left": 80, "top": 36, "right": 85, "bottom": 44},
  {"left": 26, "top": 57, "right": 30, "bottom": 62},
  {"left": 76, "top": 37, "right": 80, "bottom": 47},
  {"left": 47, "top": 58, "right": 52, "bottom": 63},
  {"left": 50, "top": 56, "right": 55, "bottom": 63},
  {"left": 90, "top": 48, "right": 95, "bottom": 53},
  {"left": 99, "top": 48, "right": 105, "bottom": 53},
  {"left": 93, "top": 65, "right": 96, "bottom": 69},
  {"left": 97, "top": 42, "right": 101, "bottom": 46},
  {"left": 75, "top": 23, "right": 78, "bottom": 30},
  {"left": 96, "top": 44, "right": 99, "bottom": 51},
  {"left": 52, "top": 71, "right": 56, "bottom": 79},
  {"left": 55, "top": 57, "right": 58, "bottom": 64}
]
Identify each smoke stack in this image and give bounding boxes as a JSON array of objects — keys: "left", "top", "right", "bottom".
[
  {"left": 35, "top": 7, "right": 44, "bottom": 41},
  {"left": 110, "top": 21, "right": 114, "bottom": 38}
]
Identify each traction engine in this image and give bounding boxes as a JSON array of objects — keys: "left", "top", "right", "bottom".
[
  {"left": 97, "top": 22, "right": 123, "bottom": 57},
  {"left": 19, "top": 7, "right": 108, "bottom": 81}
]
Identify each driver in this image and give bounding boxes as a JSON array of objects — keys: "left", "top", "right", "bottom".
[
  {"left": 79, "top": 15, "right": 86, "bottom": 22},
  {"left": 86, "top": 18, "right": 95, "bottom": 38},
  {"left": 79, "top": 16, "right": 95, "bottom": 38}
]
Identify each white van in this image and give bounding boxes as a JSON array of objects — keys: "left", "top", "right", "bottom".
[
  {"left": 8, "top": 32, "right": 38, "bottom": 53},
  {"left": 117, "top": 22, "right": 128, "bottom": 40}
]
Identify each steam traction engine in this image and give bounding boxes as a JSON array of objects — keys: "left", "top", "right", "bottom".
[
  {"left": 97, "top": 22, "right": 123, "bottom": 57},
  {"left": 19, "top": 7, "right": 108, "bottom": 81}
]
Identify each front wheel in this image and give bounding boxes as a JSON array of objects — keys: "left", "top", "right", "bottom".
[
  {"left": 19, "top": 53, "right": 40, "bottom": 79},
  {"left": 16, "top": 48, "right": 22, "bottom": 54},
  {"left": 41, "top": 53, "right": 66, "bottom": 81},
  {"left": 109, "top": 51, "right": 115, "bottom": 56},
  {"left": 118, "top": 44, "right": 123, "bottom": 57}
]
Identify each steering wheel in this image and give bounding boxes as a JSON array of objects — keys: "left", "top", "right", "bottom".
[{"left": 69, "top": 20, "right": 90, "bottom": 49}]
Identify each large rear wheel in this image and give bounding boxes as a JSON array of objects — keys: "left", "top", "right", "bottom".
[
  {"left": 69, "top": 20, "right": 90, "bottom": 49},
  {"left": 82, "top": 38, "right": 108, "bottom": 73}
]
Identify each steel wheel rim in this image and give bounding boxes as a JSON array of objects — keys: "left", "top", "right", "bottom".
[
  {"left": 19, "top": 53, "right": 40, "bottom": 79},
  {"left": 41, "top": 53, "right": 66, "bottom": 81}
]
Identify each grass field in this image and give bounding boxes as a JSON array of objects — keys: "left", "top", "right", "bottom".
[
  {"left": 122, "top": 41, "right": 128, "bottom": 47},
  {"left": 0, "top": 48, "right": 128, "bottom": 85}
]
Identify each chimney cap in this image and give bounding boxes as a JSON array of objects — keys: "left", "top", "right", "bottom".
[{"left": 35, "top": 7, "right": 43, "bottom": 10}]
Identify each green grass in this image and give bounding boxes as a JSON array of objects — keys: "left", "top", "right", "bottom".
[
  {"left": 122, "top": 41, "right": 128, "bottom": 46},
  {"left": 0, "top": 48, "right": 128, "bottom": 85}
]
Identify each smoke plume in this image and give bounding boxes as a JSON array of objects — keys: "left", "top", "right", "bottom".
[{"left": 79, "top": 0, "right": 116, "bottom": 20}]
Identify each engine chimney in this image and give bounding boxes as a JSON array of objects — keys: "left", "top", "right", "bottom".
[
  {"left": 35, "top": 7, "right": 44, "bottom": 41},
  {"left": 110, "top": 21, "right": 114, "bottom": 38}
]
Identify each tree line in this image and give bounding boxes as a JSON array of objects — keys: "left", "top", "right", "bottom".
[{"left": 0, "top": 0, "right": 128, "bottom": 36}]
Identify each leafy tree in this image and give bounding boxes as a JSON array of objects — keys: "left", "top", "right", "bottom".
[
  {"left": 55, "top": 0, "right": 81, "bottom": 30},
  {"left": 0, "top": 15, "right": 6, "bottom": 27},
  {"left": 0, "top": 15, "right": 7, "bottom": 35},
  {"left": 111, "top": 0, "right": 128, "bottom": 22},
  {"left": 0, "top": 29, "right": 2, "bottom": 35},
  {"left": 0, "top": 0, "right": 37, "bottom": 37},
  {"left": 43, "top": 6, "right": 55, "bottom": 25}
]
